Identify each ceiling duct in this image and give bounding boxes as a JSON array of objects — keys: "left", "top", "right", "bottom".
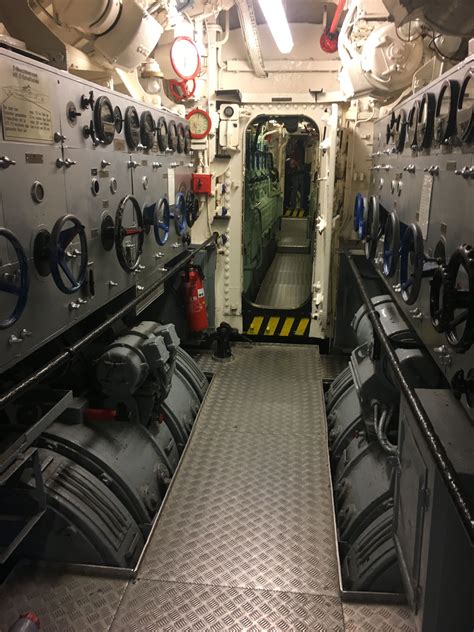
[{"left": 234, "top": 0, "right": 267, "bottom": 78}]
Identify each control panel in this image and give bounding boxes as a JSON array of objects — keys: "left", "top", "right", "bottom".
[
  {"left": 354, "top": 54, "right": 474, "bottom": 417},
  {"left": 0, "top": 48, "right": 197, "bottom": 372}
]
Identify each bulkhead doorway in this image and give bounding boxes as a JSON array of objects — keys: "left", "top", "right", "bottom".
[{"left": 242, "top": 115, "right": 320, "bottom": 337}]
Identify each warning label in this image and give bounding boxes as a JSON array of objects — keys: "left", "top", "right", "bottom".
[{"left": 0, "top": 61, "right": 53, "bottom": 143}]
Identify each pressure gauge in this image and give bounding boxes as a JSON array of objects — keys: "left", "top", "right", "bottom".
[
  {"left": 176, "top": 123, "right": 185, "bottom": 153},
  {"left": 94, "top": 96, "right": 115, "bottom": 145},
  {"left": 156, "top": 116, "right": 168, "bottom": 153},
  {"left": 114, "top": 106, "right": 123, "bottom": 133},
  {"left": 168, "top": 121, "right": 178, "bottom": 152},
  {"left": 140, "top": 110, "right": 155, "bottom": 150},
  {"left": 184, "top": 125, "right": 192, "bottom": 154},
  {"left": 124, "top": 106, "right": 140, "bottom": 151},
  {"left": 186, "top": 108, "right": 212, "bottom": 139}
]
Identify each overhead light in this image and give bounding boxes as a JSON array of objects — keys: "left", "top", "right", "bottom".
[{"left": 258, "top": 0, "right": 294, "bottom": 54}]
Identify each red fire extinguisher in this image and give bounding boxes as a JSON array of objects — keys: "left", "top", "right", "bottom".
[{"left": 182, "top": 266, "right": 209, "bottom": 332}]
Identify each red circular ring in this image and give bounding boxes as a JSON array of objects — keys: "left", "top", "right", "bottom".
[{"left": 170, "top": 36, "right": 201, "bottom": 81}]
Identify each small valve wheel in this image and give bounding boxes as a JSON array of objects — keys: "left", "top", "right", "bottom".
[
  {"left": 115, "top": 195, "right": 144, "bottom": 272},
  {"left": 383, "top": 211, "right": 401, "bottom": 278},
  {"left": 174, "top": 191, "right": 187, "bottom": 235},
  {"left": 185, "top": 191, "right": 199, "bottom": 227},
  {"left": 144, "top": 197, "right": 170, "bottom": 246},
  {"left": 49, "top": 214, "right": 88, "bottom": 294},
  {"left": 430, "top": 266, "right": 452, "bottom": 333},
  {"left": 399, "top": 223, "right": 439, "bottom": 305},
  {"left": 0, "top": 228, "right": 29, "bottom": 329},
  {"left": 364, "top": 196, "right": 382, "bottom": 261},
  {"left": 443, "top": 244, "right": 474, "bottom": 350}
]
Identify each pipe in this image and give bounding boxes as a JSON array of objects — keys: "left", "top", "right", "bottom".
[
  {"left": 329, "top": 0, "right": 346, "bottom": 34},
  {"left": 0, "top": 235, "right": 218, "bottom": 409},
  {"left": 374, "top": 404, "right": 398, "bottom": 456},
  {"left": 346, "top": 252, "right": 474, "bottom": 540}
]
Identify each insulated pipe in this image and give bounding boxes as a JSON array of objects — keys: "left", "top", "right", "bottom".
[
  {"left": 346, "top": 252, "right": 474, "bottom": 540},
  {"left": 0, "top": 235, "right": 217, "bottom": 409}
]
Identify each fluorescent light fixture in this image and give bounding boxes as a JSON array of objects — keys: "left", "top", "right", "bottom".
[{"left": 258, "top": 0, "right": 294, "bottom": 54}]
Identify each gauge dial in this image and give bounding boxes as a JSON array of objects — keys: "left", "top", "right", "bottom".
[
  {"left": 176, "top": 123, "right": 185, "bottom": 153},
  {"left": 394, "top": 109, "right": 407, "bottom": 153},
  {"left": 184, "top": 125, "right": 192, "bottom": 154},
  {"left": 435, "top": 80, "right": 460, "bottom": 144},
  {"left": 186, "top": 108, "right": 212, "bottom": 139},
  {"left": 407, "top": 101, "right": 420, "bottom": 150},
  {"left": 156, "top": 116, "right": 169, "bottom": 152},
  {"left": 140, "top": 110, "right": 155, "bottom": 150},
  {"left": 417, "top": 92, "right": 436, "bottom": 149},
  {"left": 168, "top": 121, "right": 178, "bottom": 152},
  {"left": 170, "top": 36, "right": 201, "bottom": 80},
  {"left": 114, "top": 106, "right": 123, "bottom": 133},
  {"left": 124, "top": 106, "right": 140, "bottom": 151},
  {"left": 457, "top": 70, "right": 474, "bottom": 143},
  {"left": 94, "top": 96, "right": 115, "bottom": 145}
]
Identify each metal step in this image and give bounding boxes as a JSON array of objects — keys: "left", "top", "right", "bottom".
[
  {"left": 278, "top": 217, "right": 310, "bottom": 253},
  {"left": 256, "top": 252, "right": 312, "bottom": 308}
]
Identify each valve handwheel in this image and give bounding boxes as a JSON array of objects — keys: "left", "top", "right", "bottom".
[
  {"left": 443, "top": 244, "right": 474, "bottom": 350},
  {"left": 430, "top": 265, "right": 452, "bottom": 333},
  {"left": 0, "top": 228, "right": 29, "bottom": 329},
  {"left": 185, "top": 191, "right": 199, "bottom": 227},
  {"left": 399, "top": 223, "right": 439, "bottom": 304},
  {"left": 50, "top": 214, "right": 88, "bottom": 294},
  {"left": 364, "top": 196, "right": 382, "bottom": 261},
  {"left": 115, "top": 195, "right": 144, "bottom": 272},
  {"left": 144, "top": 197, "right": 170, "bottom": 246},
  {"left": 174, "top": 192, "right": 187, "bottom": 236},
  {"left": 353, "top": 193, "right": 364, "bottom": 232},
  {"left": 383, "top": 211, "right": 401, "bottom": 278}
]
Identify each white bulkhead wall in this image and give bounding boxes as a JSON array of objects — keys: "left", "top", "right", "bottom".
[{"left": 190, "top": 19, "right": 344, "bottom": 337}]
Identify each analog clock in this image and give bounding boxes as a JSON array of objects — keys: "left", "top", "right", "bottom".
[{"left": 186, "top": 108, "right": 212, "bottom": 139}]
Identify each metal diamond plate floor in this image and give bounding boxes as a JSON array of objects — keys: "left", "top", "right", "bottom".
[
  {"left": 255, "top": 253, "right": 312, "bottom": 308},
  {"left": 0, "top": 345, "right": 416, "bottom": 631},
  {"left": 0, "top": 561, "right": 127, "bottom": 632}
]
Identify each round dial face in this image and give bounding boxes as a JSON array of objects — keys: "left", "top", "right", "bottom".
[
  {"left": 168, "top": 121, "right": 178, "bottom": 152},
  {"left": 170, "top": 36, "right": 201, "bottom": 80},
  {"left": 458, "top": 70, "right": 474, "bottom": 143},
  {"left": 140, "top": 110, "right": 155, "bottom": 149},
  {"left": 176, "top": 123, "right": 185, "bottom": 153},
  {"left": 156, "top": 116, "right": 169, "bottom": 153},
  {"left": 186, "top": 109, "right": 212, "bottom": 139},
  {"left": 94, "top": 96, "right": 115, "bottom": 145},
  {"left": 124, "top": 106, "right": 140, "bottom": 150},
  {"left": 184, "top": 125, "right": 192, "bottom": 154},
  {"left": 114, "top": 106, "right": 123, "bottom": 133}
]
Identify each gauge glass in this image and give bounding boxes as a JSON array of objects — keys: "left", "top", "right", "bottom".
[
  {"left": 114, "top": 105, "right": 123, "bottom": 133},
  {"left": 94, "top": 96, "right": 115, "bottom": 145},
  {"left": 124, "top": 106, "right": 140, "bottom": 150},
  {"left": 168, "top": 121, "right": 178, "bottom": 151},
  {"left": 170, "top": 37, "right": 201, "bottom": 80},
  {"left": 176, "top": 123, "right": 185, "bottom": 153},
  {"left": 187, "top": 110, "right": 211, "bottom": 138},
  {"left": 156, "top": 116, "right": 168, "bottom": 152},
  {"left": 140, "top": 110, "right": 155, "bottom": 149}
]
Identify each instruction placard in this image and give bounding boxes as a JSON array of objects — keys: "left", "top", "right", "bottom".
[
  {"left": 419, "top": 174, "right": 433, "bottom": 239},
  {"left": 167, "top": 167, "right": 176, "bottom": 202},
  {"left": 0, "top": 60, "right": 53, "bottom": 143}
]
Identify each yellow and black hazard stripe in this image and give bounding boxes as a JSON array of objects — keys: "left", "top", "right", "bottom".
[
  {"left": 246, "top": 314, "right": 311, "bottom": 337},
  {"left": 283, "top": 209, "right": 306, "bottom": 218}
]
